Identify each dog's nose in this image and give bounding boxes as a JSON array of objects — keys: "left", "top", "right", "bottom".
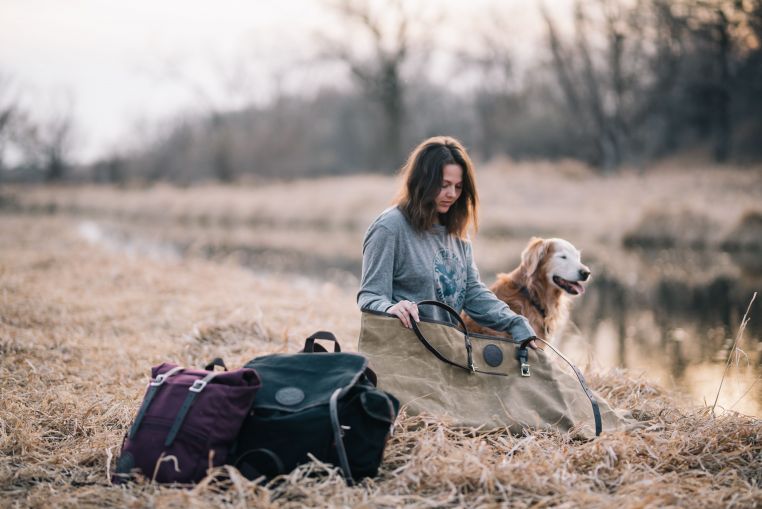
[{"left": 579, "top": 269, "right": 591, "bottom": 281}]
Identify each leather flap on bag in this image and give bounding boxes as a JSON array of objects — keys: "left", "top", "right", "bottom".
[{"left": 245, "top": 353, "right": 369, "bottom": 412}]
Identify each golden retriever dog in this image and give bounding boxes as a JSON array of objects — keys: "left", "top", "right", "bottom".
[{"left": 463, "top": 237, "right": 591, "bottom": 345}]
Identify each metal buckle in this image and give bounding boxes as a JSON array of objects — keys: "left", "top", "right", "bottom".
[
  {"left": 189, "top": 379, "right": 207, "bottom": 393},
  {"left": 521, "top": 362, "right": 531, "bottom": 377},
  {"left": 150, "top": 367, "right": 183, "bottom": 386}
]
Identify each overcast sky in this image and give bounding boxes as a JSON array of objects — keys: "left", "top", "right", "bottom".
[{"left": 0, "top": 0, "right": 564, "bottom": 162}]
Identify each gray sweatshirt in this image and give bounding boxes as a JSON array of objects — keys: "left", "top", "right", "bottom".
[{"left": 357, "top": 206, "right": 537, "bottom": 341}]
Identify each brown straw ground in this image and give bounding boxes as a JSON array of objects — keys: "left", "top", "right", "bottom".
[{"left": 1, "top": 215, "right": 761, "bottom": 508}]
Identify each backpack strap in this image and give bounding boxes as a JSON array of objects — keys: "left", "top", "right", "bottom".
[
  {"left": 329, "top": 388, "right": 354, "bottom": 485},
  {"left": 235, "top": 448, "right": 285, "bottom": 479},
  {"left": 164, "top": 371, "right": 220, "bottom": 447},
  {"left": 303, "top": 331, "right": 341, "bottom": 352},
  {"left": 128, "top": 366, "right": 184, "bottom": 439}
]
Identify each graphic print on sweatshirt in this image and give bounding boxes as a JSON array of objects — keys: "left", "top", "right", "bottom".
[{"left": 434, "top": 248, "right": 466, "bottom": 310}]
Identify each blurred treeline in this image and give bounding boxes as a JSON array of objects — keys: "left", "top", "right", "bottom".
[{"left": 1, "top": 0, "right": 761, "bottom": 183}]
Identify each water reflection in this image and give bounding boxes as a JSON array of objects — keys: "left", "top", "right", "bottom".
[{"left": 565, "top": 249, "right": 761, "bottom": 417}]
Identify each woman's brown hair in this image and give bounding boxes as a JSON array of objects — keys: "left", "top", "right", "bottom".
[{"left": 396, "top": 136, "right": 479, "bottom": 238}]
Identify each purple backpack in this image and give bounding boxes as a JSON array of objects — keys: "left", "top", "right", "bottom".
[{"left": 114, "top": 361, "right": 261, "bottom": 484}]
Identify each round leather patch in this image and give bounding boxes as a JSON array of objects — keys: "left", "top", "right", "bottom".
[
  {"left": 483, "top": 344, "right": 503, "bottom": 367},
  {"left": 275, "top": 387, "right": 305, "bottom": 406}
]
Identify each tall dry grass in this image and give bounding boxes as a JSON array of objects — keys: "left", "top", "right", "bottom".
[{"left": 1, "top": 214, "right": 761, "bottom": 508}]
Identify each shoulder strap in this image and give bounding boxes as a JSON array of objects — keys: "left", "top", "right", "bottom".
[
  {"left": 329, "top": 388, "right": 354, "bottom": 485},
  {"left": 536, "top": 339, "right": 602, "bottom": 436},
  {"left": 128, "top": 366, "right": 184, "bottom": 439},
  {"left": 164, "top": 371, "right": 221, "bottom": 447}
]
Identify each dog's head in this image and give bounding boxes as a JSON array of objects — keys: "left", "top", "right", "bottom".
[{"left": 520, "top": 237, "right": 591, "bottom": 296}]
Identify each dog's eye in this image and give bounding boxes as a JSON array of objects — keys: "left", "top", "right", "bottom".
[{"left": 561, "top": 255, "right": 567, "bottom": 259}]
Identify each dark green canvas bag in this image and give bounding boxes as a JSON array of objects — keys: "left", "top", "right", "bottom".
[{"left": 233, "top": 332, "right": 400, "bottom": 484}]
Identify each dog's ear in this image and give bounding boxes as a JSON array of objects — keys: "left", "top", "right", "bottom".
[{"left": 521, "top": 237, "right": 548, "bottom": 276}]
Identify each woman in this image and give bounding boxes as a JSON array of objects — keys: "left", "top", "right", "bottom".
[{"left": 357, "top": 136, "right": 538, "bottom": 346}]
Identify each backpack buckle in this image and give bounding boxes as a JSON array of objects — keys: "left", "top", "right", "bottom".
[
  {"left": 190, "top": 379, "right": 208, "bottom": 392},
  {"left": 150, "top": 366, "right": 184, "bottom": 386}
]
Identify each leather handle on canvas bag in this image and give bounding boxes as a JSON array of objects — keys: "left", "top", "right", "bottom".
[{"left": 410, "top": 300, "right": 476, "bottom": 372}]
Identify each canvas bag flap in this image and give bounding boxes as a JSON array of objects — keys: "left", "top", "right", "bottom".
[{"left": 244, "top": 353, "right": 369, "bottom": 412}]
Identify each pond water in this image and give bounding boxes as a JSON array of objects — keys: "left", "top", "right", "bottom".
[
  {"left": 561, "top": 251, "right": 761, "bottom": 418},
  {"left": 77, "top": 220, "right": 762, "bottom": 417}
]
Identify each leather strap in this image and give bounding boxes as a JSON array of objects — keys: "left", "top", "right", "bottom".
[
  {"left": 304, "top": 331, "right": 341, "bottom": 352},
  {"left": 363, "top": 365, "right": 378, "bottom": 387},
  {"left": 535, "top": 338, "right": 603, "bottom": 436},
  {"left": 414, "top": 300, "right": 475, "bottom": 371},
  {"left": 128, "top": 366, "right": 184, "bottom": 439},
  {"left": 329, "top": 388, "right": 354, "bottom": 485},
  {"left": 516, "top": 346, "right": 531, "bottom": 376},
  {"left": 164, "top": 371, "right": 220, "bottom": 447},
  {"left": 204, "top": 357, "right": 228, "bottom": 371},
  {"left": 236, "top": 448, "right": 285, "bottom": 479},
  {"left": 410, "top": 301, "right": 524, "bottom": 376}
]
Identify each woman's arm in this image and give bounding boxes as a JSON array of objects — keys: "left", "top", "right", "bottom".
[
  {"left": 462, "top": 243, "right": 537, "bottom": 342},
  {"left": 357, "top": 223, "right": 396, "bottom": 313}
]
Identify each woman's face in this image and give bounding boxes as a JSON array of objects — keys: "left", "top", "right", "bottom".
[{"left": 435, "top": 163, "right": 463, "bottom": 214}]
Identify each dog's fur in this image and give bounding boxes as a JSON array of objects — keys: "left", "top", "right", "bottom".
[{"left": 463, "top": 237, "right": 590, "bottom": 345}]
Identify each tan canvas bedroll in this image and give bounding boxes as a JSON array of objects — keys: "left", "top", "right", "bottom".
[{"left": 358, "top": 301, "right": 634, "bottom": 439}]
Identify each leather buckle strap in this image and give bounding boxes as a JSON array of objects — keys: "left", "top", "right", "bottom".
[
  {"left": 128, "top": 366, "right": 184, "bottom": 440},
  {"left": 465, "top": 336, "right": 475, "bottom": 373},
  {"left": 516, "top": 346, "right": 531, "bottom": 377},
  {"left": 329, "top": 388, "right": 354, "bottom": 485},
  {"left": 164, "top": 371, "right": 220, "bottom": 447}
]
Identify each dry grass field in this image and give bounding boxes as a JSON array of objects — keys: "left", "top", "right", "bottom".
[{"left": 2, "top": 161, "right": 762, "bottom": 507}]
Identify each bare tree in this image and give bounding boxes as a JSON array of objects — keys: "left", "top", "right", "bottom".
[
  {"left": 0, "top": 73, "right": 21, "bottom": 174},
  {"left": 457, "top": 6, "right": 523, "bottom": 160},
  {"left": 150, "top": 51, "right": 267, "bottom": 181},
  {"left": 320, "top": 0, "right": 419, "bottom": 170},
  {"left": 541, "top": 0, "right": 686, "bottom": 170},
  {"left": 38, "top": 103, "right": 77, "bottom": 182},
  {"left": 686, "top": 0, "right": 749, "bottom": 162}
]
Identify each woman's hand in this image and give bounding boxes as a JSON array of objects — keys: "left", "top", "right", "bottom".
[{"left": 387, "top": 300, "right": 420, "bottom": 328}]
